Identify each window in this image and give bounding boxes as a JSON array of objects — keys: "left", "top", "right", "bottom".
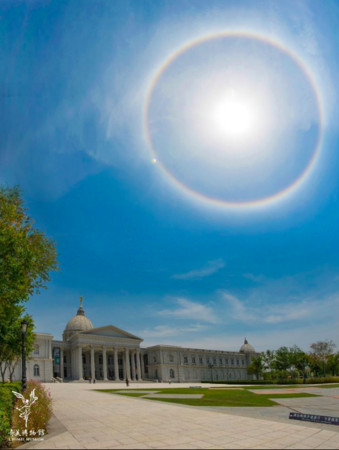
[
  {"left": 63, "top": 355, "right": 67, "bottom": 363},
  {"left": 213, "top": 358, "right": 217, "bottom": 364},
  {"left": 33, "top": 364, "right": 40, "bottom": 377},
  {"left": 219, "top": 358, "right": 223, "bottom": 365},
  {"left": 206, "top": 357, "right": 210, "bottom": 363},
  {"left": 242, "top": 360, "right": 245, "bottom": 365},
  {"left": 108, "top": 356, "right": 113, "bottom": 365},
  {"left": 184, "top": 356, "right": 188, "bottom": 364},
  {"left": 199, "top": 357, "right": 203, "bottom": 364},
  {"left": 33, "top": 345, "right": 39, "bottom": 356},
  {"left": 99, "top": 355, "right": 103, "bottom": 364},
  {"left": 192, "top": 357, "right": 196, "bottom": 364},
  {"left": 169, "top": 354, "right": 174, "bottom": 362},
  {"left": 236, "top": 359, "right": 239, "bottom": 366},
  {"left": 82, "top": 355, "right": 86, "bottom": 364},
  {"left": 225, "top": 358, "right": 229, "bottom": 365},
  {"left": 231, "top": 359, "right": 234, "bottom": 365},
  {"left": 170, "top": 369, "right": 175, "bottom": 378},
  {"left": 153, "top": 356, "right": 157, "bottom": 363}
]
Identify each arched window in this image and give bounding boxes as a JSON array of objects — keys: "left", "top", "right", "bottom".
[
  {"left": 34, "top": 364, "right": 40, "bottom": 377},
  {"left": 33, "top": 345, "right": 39, "bottom": 355},
  {"left": 170, "top": 369, "right": 175, "bottom": 378}
]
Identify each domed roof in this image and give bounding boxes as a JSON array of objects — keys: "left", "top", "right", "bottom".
[
  {"left": 239, "top": 338, "right": 255, "bottom": 353},
  {"left": 65, "top": 297, "right": 94, "bottom": 333}
]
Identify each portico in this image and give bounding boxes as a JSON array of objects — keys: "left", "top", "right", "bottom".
[{"left": 52, "top": 300, "right": 143, "bottom": 381}]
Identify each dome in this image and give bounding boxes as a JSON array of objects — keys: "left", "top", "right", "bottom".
[
  {"left": 239, "top": 338, "right": 255, "bottom": 353},
  {"left": 63, "top": 297, "right": 93, "bottom": 340}
]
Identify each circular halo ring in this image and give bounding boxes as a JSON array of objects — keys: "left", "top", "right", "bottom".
[{"left": 143, "top": 31, "right": 324, "bottom": 210}]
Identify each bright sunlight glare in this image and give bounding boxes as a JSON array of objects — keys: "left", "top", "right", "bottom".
[{"left": 209, "top": 91, "right": 259, "bottom": 141}]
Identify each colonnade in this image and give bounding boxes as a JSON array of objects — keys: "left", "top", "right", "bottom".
[{"left": 61, "top": 346, "right": 144, "bottom": 381}]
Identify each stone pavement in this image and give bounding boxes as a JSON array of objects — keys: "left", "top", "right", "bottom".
[{"left": 22, "top": 382, "right": 339, "bottom": 449}]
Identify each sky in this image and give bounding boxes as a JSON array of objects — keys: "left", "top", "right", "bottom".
[{"left": 1, "top": 0, "right": 339, "bottom": 352}]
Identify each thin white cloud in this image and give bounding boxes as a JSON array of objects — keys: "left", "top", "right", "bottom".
[
  {"left": 173, "top": 259, "right": 225, "bottom": 280},
  {"left": 158, "top": 297, "right": 218, "bottom": 324},
  {"left": 141, "top": 323, "right": 207, "bottom": 339},
  {"left": 222, "top": 291, "right": 339, "bottom": 325}
]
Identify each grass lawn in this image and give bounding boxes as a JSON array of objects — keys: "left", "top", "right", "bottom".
[{"left": 96, "top": 388, "right": 319, "bottom": 407}]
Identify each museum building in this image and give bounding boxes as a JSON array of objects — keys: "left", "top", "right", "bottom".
[{"left": 5, "top": 298, "right": 258, "bottom": 383}]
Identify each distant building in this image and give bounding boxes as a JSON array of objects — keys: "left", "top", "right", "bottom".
[{"left": 4, "top": 298, "right": 258, "bottom": 383}]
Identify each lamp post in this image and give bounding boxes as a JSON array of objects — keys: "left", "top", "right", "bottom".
[{"left": 21, "top": 320, "right": 28, "bottom": 392}]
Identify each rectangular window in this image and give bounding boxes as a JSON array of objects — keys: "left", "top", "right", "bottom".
[
  {"left": 231, "top": 359, "right": 234, "bottom": 365},
  {"left": 225, "top": 358, "right": 228, "bottom": 364},
  {"left": 206, "top": 357, "right": 210, "bottom": 363},
  {"left": 184, "top": 356, "right": 188, "bottom": 364},
  {"left": 219, "top": 358, "right": 223, "bottom": 365},
  {"left": 213, "top": 358, "right": 217, "bottom": 364},
  {"left": 63, "top": 355, "right": 66, "bottom": 363},
  {"left": 192, "top": 357, "right": 196, "bottom": 364},
  {"left": 199, "top": 357, "right": 203, "bottom": 364}
]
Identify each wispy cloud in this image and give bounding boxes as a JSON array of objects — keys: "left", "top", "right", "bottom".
[
  {"left": 222, "top": 291, "right": 339, "bottom": 325},
  {"left": 141, "top": 323, "right": 207, "bottom": 339},
  {"left": 158, "top": 297, "right": 218, "bottom": 323},
  {"left": 173, "top": 259, "right": 225, "bottom": 280}
]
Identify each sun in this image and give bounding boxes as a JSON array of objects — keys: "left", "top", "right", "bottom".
[{"left": 207, "top": 90, "right": 260, "bottom": 142}]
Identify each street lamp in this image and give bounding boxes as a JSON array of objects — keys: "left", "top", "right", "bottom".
[{"left": 21, "top": 320, "right": 28, "bottom": 392}]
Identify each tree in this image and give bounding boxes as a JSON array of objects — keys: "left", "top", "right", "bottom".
[
  {"left": 326, "top": 352, "right": 339, "bottom": 376},
  {"left": 310, "top": 340, "right": 336, "bottom": 376},
  {"left": 0, "top": 186, "right": 58, "bottom": 306},
  {"left": 0, "top": 306, "right": 35, "bottom": 382},
  {"left": 289, "top": 346, "right": 309, "bottom": 383},
  {"left": 247, "top": 355, "right": 264, "bottom": 380},
  {"left": 0, "top": 186, "right": 58, "bottom": 379}
]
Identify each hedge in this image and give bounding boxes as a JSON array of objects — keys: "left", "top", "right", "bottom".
[{"left": 0, "top": 382, "right": 21, "bottom": 448}]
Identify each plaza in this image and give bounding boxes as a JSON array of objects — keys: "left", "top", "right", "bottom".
[{"left": 22, "top": 382, "right": 339, "bottom": 449}]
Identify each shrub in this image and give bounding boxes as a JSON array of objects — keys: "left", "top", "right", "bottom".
[
  {"left": 11, "top": 380, "right": 52, "bottom": 442},
  {"left": 305, "top": 376, "right": 339, "bottom": 384},
  {"left": 0, "top": 382, "right": 21, "bottom": 448}
]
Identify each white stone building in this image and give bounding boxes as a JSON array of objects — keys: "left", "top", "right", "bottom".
[{"left": 4, "top": 298, "right": 258, "bottom": 383}]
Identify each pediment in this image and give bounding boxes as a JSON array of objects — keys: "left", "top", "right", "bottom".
[{"left": 81, "top": 325, "right": 143, "bottom": 341}]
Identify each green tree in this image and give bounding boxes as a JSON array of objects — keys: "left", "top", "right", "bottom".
[
  {"left": 0, "top": 186, "right": 58, "bottom": 305},
  {"left": 247, "top": 355, "right": 264, "bottom": 380},
  {"left": 0, "top": 186, "right": 58, "bottom": 381},
  {"left": 310, "top": 340, "right": 336, "bottom": 376},
  {"left": 326, "top": 352, "right": 339, "bottom": 376},
  {"left": 289, "top": 345, "right": 309, "bottom": 383},
  {"left": 0, "top": 307, "right": 35, "bottom": 382}
]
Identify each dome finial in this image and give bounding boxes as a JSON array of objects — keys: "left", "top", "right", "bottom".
[
  {"left": 77, "top": 296, "right": 85, "bottom": 316},
  {"left": 244, "top": 337, "right": 248, "bottom": 344}
]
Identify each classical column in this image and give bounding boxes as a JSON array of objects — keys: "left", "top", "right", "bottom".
[
  {"left": 114, "top": 348, "right": 119, "bottom": 381},
  {"left": 60, "top": 348, "right": 64, "bottom": 379},
  {"left": 136, "top": 349, "right": 142, "bottom": 381},
  {"left": 140, "top": 351, "right": 145, "bottom": 379},
  {"left": 91, "top": 347, "right": 95, "bottom": 380},
  {"left": 122, "top": 351, "right": 126, "bottom": 380},
  {"left": 78, "top": 346, "right": 83, "bottom": 380},
  {"left": 125, "top": 348, "right": 131, "bottom": 380},
  {"left": 131, "top": 350, "right": 136, "bottom": 380},
  {"left": 103, "top": 346, "right": 108, "bottom": 381}
]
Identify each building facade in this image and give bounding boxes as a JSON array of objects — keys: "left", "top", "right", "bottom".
[{"left": 4, "top": 298, "right": 258, "bottom": 383}]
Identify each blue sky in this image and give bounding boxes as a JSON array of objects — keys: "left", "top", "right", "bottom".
[{"left": 1, "top": 0, "right": 339, "bottom": 352}]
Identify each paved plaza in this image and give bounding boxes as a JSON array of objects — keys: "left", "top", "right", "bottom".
[{"left": 23, "top": 382, "right": 339, "bottom": 449}]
